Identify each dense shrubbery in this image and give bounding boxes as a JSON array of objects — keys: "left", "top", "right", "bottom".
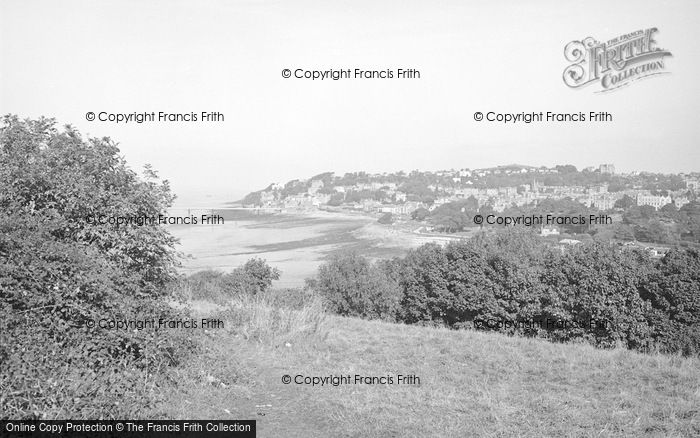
[
  {"left": 640, "top": 248, "right": 700, "bottom": 355},
  {"left": 174, "top": 262, "right": 326, "bottom": 344},
  {"left": 617, "top": 202, "right": 700, "bottom": 244},
  {"left": 310, "top": 228, "right": 700, "bottom": 356},
  {"left": 308, "top": 252, "right": 401, "bottom": 321},
  {"left": 0, "top": 116, "right": 191, "bottom": 418},
  {"left": 174, "top": 258, "right": 281, "bottom": 305}
]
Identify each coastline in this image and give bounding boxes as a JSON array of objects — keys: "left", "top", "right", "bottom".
[{"left": 168, "top": 207, "right": 466, "bottom": 287}]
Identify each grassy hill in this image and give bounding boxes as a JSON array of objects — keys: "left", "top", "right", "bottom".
[{"left": 155, "top": 298, "right": 700, "bottom": 437}]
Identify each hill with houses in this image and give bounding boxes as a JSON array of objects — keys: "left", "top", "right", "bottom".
[{"left": 242, "top": 164, "right": 696, "bottom": 214}]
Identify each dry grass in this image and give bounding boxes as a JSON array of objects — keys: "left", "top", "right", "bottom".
[
  {"left": 155, "top": 304, "right": 700, "bottom": 437},
  {"left": 216, "top": 293, "right": 328, "bottom": 344}
]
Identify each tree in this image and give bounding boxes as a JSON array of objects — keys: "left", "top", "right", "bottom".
[
  {"left": 429, "top": 201, "right": 475, "bottom": 232},
  {"left": 327, "top": 192, "right": 344, "bottom": 206},
  {"left": 539, "top": 243, "right": 653, "bottom": 349},
  {"left": 397, "top": 244, "right": 451, "bottom": 324},
  {"left": 378, "top": 213, "right": 394, "bottom": 224},
  {"left": 238, "top": 258, "right": 281, "bottom": 293},
  {"left": 0, "top": 116, "right": 187, "bottom": 417},
  {"left": 641, "top": 249, "right": 700, "bottom": 355},
  {"left": 614, "top": 195, "right": 636, "bottom": 210},
  {"left": 555, "top": 164, "right": 577, "bottom": 174},
  {"left": 314, "top": 252, "right": 401, "bottom": 321},
  {"left": 411, "top": 207, "right": 429, "bottom": 221}
]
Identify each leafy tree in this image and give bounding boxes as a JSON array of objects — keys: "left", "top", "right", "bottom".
[
  {"left": 0, "top": 116, "right": 188, "bottom": 418},
  {"left": 396, "top": 244, "right": 451, "bottom": 324},
  {"left": 314, "top": 252, "right": 401, "bottom": 321},
  {"left": 327, "top": 192, "right": 344, "bottom": 206},
  {"left": 222, "top": 258, "right": 280, "bottom": 294},
  {"left": 614, "top": 195, "right": 636, "bottom": 209},
  {"left": 554, "top": 164, "right": 577, "bottom": 174},
  {"left": 539, "top": 243, "right": 653, "bottom": 349},
  {"left": 411, "top": 207, "right": 429, "bottom": 221},
  {"left": 613, "top": 223, "right": 636, "bottom": 241},
  {"left": 378, "top": 213, "right": 393, "bottom": 224},
  {"left": 640, "top": 249, "right": 700, "bottom": 355},
  {"left": 429, "top": 201, "right": 476, "bottom": 232}
]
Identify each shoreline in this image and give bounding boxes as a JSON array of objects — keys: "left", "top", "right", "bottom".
[{"left": 169, "top": 207, "right": 467, "bottom": 288}]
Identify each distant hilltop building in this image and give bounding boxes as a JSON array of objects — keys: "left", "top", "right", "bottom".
[
  {"left": 636, "top": 193, "right": 690, "bottom": 210},
  {"left": 685, "top": 177, "right": 700, "bottom": 191},
  {"left": 637, "top": 194, "right": 671, "bottom": 210},
  {"left": 588, "top": 193, "right": 617, "bottom": 210},
  {"left": 599, "top": 164, "right": 615, "bottom": 175}
]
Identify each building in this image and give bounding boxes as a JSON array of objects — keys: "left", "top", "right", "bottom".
[
  {"left": 685, "top": 177, "right": 700, "bottom": 191},
  {"left": 260, "top": 191, "right": 276, "bottom": 206},
  {"left": 588, "top": 193, "right": 617, "bottom": 211},
  {"left": 636, "top": 194, "right": 672, "bottom": 210},
  {"left": 540, "top": 227, "right": 560, "bottom": 237},
  {"left": 599, "top": 163, "right": 615, "bottom": 175}
]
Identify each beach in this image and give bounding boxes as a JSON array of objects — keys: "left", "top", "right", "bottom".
[{"left": 168, "top": 209, "right": 464, "bottom": 287}]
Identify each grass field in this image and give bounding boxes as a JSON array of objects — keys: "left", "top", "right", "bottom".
[{"left": 155, "top": 297, "right": 700, "bottom": 437}]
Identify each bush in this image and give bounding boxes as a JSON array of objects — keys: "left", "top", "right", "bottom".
[
  {"left": 220, "top": 258, "right": 280, "bottom": 296},
  {"left": 0, "top": 116, "right": 189, "bottom": 418},
  {"left": 641, "top": 248, "right": 700, "bottom": 355},
  {"left": 173, "top": 259, "right": 281, "bottom": 305},
  {"left": 378, "top": 213, "right": 393, "bottom": 224},
  {"left": 311, "top": 228, "right": 700, "bottom": 356},
  {"left": 312, "top": 252, "right": 401, "bottom": 321},
  {"left": 538, "top": 243, "right": 653, "bottom": 349}
]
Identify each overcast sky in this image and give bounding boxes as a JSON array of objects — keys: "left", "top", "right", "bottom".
[{"left": 2, "top": 0, "right": 699, "bottom": 206}]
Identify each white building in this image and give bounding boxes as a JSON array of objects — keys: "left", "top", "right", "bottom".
[{"left": 637, "top": 194, "right": 672, "bottom": 210}]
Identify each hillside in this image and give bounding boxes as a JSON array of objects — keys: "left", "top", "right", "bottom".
[{"left": 156, "top": 305, "right": 700, "bottom": 437}]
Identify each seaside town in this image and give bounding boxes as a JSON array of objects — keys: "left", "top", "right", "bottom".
[
  {"left": 239, "top": 164, "right": 700, "bottom": 255},
  {"left": 243, "top": 163, "right": 697, "bottom": 215}
]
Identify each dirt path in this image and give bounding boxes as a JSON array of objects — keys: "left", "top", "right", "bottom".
[{"left": 246, "top": 359, "right": 331, "bottom": 437}]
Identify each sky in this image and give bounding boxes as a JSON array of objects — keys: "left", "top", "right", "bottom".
[{"left": 2, "top": 0, "right": 699, "bottom": 206}]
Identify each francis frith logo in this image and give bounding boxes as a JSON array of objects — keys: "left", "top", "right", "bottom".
[{"left": 563, "top": 28, "right": 672, "bottom": 92}]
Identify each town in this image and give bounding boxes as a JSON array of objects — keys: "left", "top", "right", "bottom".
[
  {"left": 240, "top": 163, "right": 700, "bottom": 252},
  {"left": 243, "top": 163, "right": 696, "bottom": 216}
]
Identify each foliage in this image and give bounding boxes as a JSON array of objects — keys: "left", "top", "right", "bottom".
[
  {"left": 429, "top": 201, "right": 474, "bottom": 232},
  {"left": 327, "top": 193, "right": 345, "bottom": 206},
  {"left": 0, "top": 116, "right": 188, "bottom": 418},
  {"left": 411, "top": 207, "right": 429, "bottom": 221},
  {"left": 312, "top": 228, "right": 700, "bottom": 356},
  {"left": 312, "top": 252, "right": 402, "bottom": 321},
  {"left": 640, "top": 248, "right": 700, "bottom": 355},
  {"left": 538, "top": 243, "right": 653, "bottom": 349},
  {"left": 241, "top": 191, "right": 262, "bottom": 206},
  {"left": 173, "top": 259, "right": 281, "bottom": 305},
  {"left": 377, "top": 212, "right": 394, "bottom": 224}
]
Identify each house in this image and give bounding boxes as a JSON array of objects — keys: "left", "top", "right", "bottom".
[
  {"left": 362, "top": 199, "right": 382, "bottom": 213},
  {"left": 540, "top": 227, "right": 560, "bottom": 237},
  {"left": 637, "top": 194, "right": 672, "bottom": 210}
]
